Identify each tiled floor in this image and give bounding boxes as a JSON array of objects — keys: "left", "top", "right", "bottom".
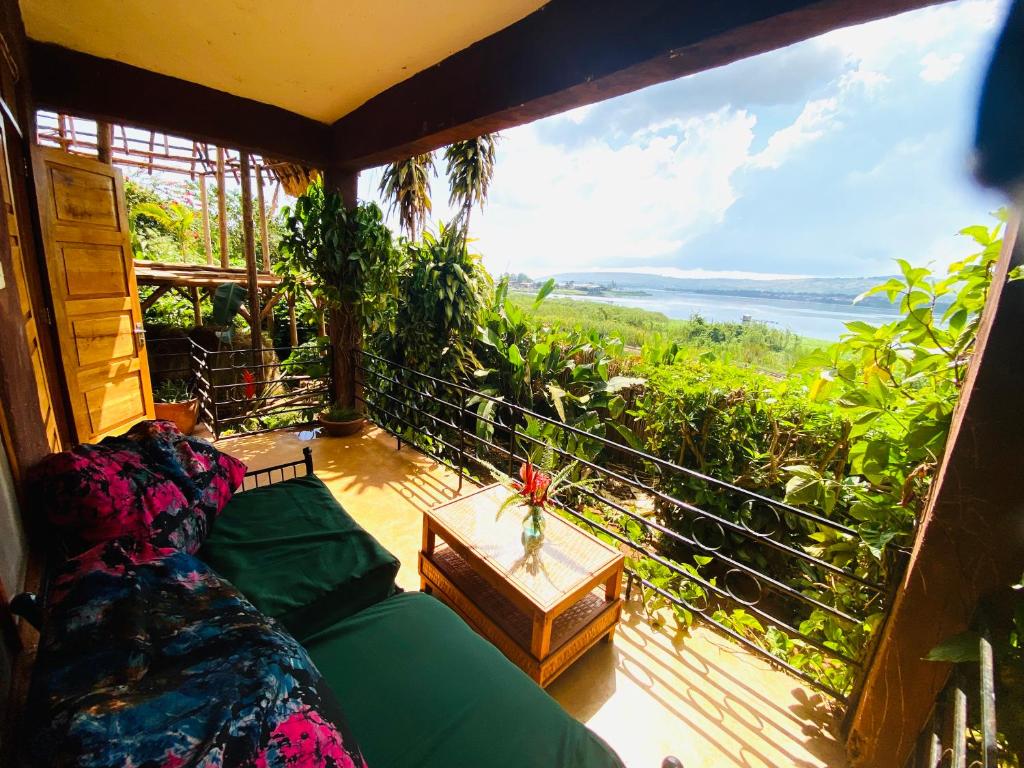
[{"left": 222, "top": 426, "right": 849, "bottom": 768}]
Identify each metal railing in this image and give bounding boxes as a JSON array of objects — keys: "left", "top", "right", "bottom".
[
  {"left": 148, "top": 337, "right": 332, "bottom": 438},
  {"left": 355, "top": 349, "right": 887, "bottom": 703},
  {"left": 904, "top": 620, "right": 1006, "bottom": 768}
]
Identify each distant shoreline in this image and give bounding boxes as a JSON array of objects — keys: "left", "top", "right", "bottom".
[
  {"left": 511, "top": 284, "right": 898, "bottom": 308},
  {"left": 511, "top": 287, "right": 649, "bottom": 298},
  {"left": 528, "top": 271, "right": 928, "bottom": 310}
]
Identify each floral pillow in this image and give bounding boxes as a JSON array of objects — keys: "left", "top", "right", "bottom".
[
  {"left": 26, "top": 538, "right": 367, "bottom": 768},
  {"left": 31, "top": 420, "right": 246, "bottom": 554}
]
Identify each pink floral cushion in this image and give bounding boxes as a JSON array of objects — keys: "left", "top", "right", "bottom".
[{"left": 32, "top": 420, "right": 246, "bottom": 554}]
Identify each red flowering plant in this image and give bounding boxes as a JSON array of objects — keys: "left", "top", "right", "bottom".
[
  {"left": 242, "top": 369, "right": 256, "bottom": 399},
  {"left": 494, "top": 450, "right": 588, "bottom": 544}
]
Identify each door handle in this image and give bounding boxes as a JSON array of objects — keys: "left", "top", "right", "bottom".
[{"left": 134, "top": 322, "right": 146, "bottom": 347}]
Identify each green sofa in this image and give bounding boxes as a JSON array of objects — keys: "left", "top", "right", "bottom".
[{"left": 199, "top": 471, "right": 624, "bottom": 768}]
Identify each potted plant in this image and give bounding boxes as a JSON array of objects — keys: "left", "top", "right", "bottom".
[
  {"left": 277, "top": 183, "right": 400, "bottom": 413},
  {"left": 153, "top": 378, "right": 199, "bottom": 435},
  {"left": 318, "top": 404, "right": 365, "bottom": 437}
]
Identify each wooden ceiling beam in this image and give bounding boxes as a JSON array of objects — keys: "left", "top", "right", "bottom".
[
  {"left": 330, "top": 0, "right": 947, "bottom": 171},
  {"left": 28, "top": 41, "right": 331, "bottom": 167}
]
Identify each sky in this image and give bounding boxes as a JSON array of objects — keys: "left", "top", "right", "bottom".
[{"left": 358, "top": 0, "right": 1012, "bottom": 281}]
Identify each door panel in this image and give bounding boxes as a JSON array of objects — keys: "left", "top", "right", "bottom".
[
  {"left": 0, "top": 122, "right": 61, "bottom": 452},
  {"left": 32, "top": 147, "right": 153, "bottom": 444}
]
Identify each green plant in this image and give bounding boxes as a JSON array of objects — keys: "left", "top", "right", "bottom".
[
  {"left": 790, "top": 213, "right": 1008, "bottom": 571},
  {"left": 382, "top": 219, "right": 492, "bottom": 374},
  {"left": 277, "top": 183, "right": 401, "bottom": 408},
  {"left": 133, "top": 200, "right": 197, "bottom": 261},
  {"left": 322, "top": 404, "right": 362, "bottom": 422},
  {"left": 281, "top": 337, "right": 331, "bottom": 379},
  {"left": 379, "top": 153, "right": 436, "bottom": 240},
  {"left": 277, "top": 183, "right": 399, "bottom": 325},
  {"left": 444, "top": 134, "right": 497, "bottom": 238},
  {"left": 153, "top": 378, "right": 193, "bottom": 403}
]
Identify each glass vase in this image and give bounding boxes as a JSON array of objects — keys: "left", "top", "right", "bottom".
[{"left": 522, "top": 505, "right": 545, "bottom": 546}]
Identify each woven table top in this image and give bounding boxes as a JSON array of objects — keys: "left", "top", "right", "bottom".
[{"left": 426, "top": 483, "right": 621, "bottom": 612}]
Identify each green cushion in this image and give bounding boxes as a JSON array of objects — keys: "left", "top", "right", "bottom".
[
  {"left": 303, "top": 591, "right": 624, "bottom": 768},
  {"left": 198, "top": 474, "right": 400, "bottom": 640}
]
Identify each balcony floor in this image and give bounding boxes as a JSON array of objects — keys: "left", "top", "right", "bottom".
[{"left": 220, "top": 426, "right": 849, "bottom": 768}]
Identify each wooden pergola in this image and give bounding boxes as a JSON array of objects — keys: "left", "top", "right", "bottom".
[
  {"left": 36, "top": 111, "right": 321, "bottom": 349},
  {"left": 134, "top": 261, "right": 321, "bottom": 343}
]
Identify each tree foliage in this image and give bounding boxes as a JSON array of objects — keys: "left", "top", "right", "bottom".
[
  {"left": 378, "top": 153, "right": 436, "bottom": 240},
  {"left": 444, "top": 133, "right": 497, "bottom": 234},
  {"left": 276, "top": 181, "right": 400, "bottom": 330}
]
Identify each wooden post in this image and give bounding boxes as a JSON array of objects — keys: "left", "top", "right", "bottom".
[
  {"left": 256, "top": 166, "right": 271, "bottom": 273},
  {"left": 199, "top": 174, "right": 213, "bottom": 265},
  {"left": 288, "top": 292, "right": 299, "bottom": 348},
  {"left": 239, "top": 153, "right": 262, "bottom": 362},
  {"left": 191, "top": 286, "right": 203, "bottom": 327},
  {"left": 256, "top": 166, "right": 274, "bottom": 338},
  {"left": 269, "top": 181, "right": 281, "bottom": 218},
  {"left": 322, "top": 168, "right": 359, "bottom": 409},
  {"left": 216, "top": 147, "right": 229, "bottom": 268},
  {"left": 315, "top": 297, "right": 327, "bottom": 338},
  {"left": 96, "top": 121, "right": 112, "bottom": 164}
]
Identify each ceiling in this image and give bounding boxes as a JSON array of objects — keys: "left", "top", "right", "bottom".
[{"left": 19, "top": 0, "right": 549, "bottom": 124}]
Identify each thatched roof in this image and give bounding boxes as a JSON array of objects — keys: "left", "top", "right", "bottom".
[{"left": 261, "top": 158, "right": 320, "bottom": 197}]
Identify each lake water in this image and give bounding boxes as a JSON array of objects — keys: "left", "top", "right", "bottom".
[{"left": 553, "top": 289, "right": 900, "bottom": 340}]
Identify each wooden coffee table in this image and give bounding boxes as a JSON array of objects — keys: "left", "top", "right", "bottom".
[{"left": 418, "top": 484, "right": 624, "bottom": 687}]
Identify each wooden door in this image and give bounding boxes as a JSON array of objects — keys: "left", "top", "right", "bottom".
[
  {"left": 32, "top": 146, "right": 154, "bottom": 444},
  {"left": 1, "top": 123, "right": 61, "bottom": 452}
]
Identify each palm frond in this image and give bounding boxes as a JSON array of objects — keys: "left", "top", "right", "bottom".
[{"left": 379, "top": 153, "right": 436, "bottom": 239}]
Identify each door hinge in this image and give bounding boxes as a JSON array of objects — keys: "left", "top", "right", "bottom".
[
  {"left": 43, "top": 305, "right": 54, "bottom": 326},
  {"left": 21, "top": 156, "right": 27, "bottom": 177}
]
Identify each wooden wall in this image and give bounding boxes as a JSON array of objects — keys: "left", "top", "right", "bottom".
[{"left": 0, "top": 0, "right": 56, "bottom": 760}]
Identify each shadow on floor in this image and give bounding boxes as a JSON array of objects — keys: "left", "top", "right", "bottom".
[{"left": 218, "top": 426, "right": 849, "bottom": 768}]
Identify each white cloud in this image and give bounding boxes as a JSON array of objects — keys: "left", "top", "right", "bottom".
[
  {"left": 748, "top": 97, "right": 840, "bottom": 169},
  {"left": 817, "top": 0, "right": 1002, "bottom": 72},
  {"left": 919, "top": 52, "right": 966, "bottom": 82},
  {"left": 839, "top": 68, "right": 889, "bottom": 94},
  {"left": 558, "top": 104, "right": 595, "bottom": 125},
  {"left": 452, "top": 108, "right": 759, "bottom": 275},
  {"left": 357, "top": 0, "right": 1009, "bottom": 278}
]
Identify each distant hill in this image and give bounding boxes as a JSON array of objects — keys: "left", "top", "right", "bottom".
[{"left": 548, "top": 271, "right": 904, "bottom": 308}]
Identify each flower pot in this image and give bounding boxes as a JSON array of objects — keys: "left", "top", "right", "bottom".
[
  {"left": 154, "top": 398, "right": 199, "bottom": 435},
  {"left": 318, "top": 415, "right": 365, "bottom": 437}
]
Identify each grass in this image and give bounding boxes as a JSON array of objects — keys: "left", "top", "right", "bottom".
[{"left": 508, "top": 294, "right": 828, "bottom": 374}]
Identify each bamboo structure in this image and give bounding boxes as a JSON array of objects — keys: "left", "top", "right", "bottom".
[
  {"left": 96, "top": 120, "right": 112, "bottom": 164},
  {"left": 199, "top": 174, "right": 213, "bottom": 265},
  {"left": 256, "top": 166, "right": 271, "bottom": 273},
  {"left": 239, "top": 152, "right": 262, "bottom": 360},
  {"left": 34, "top": 111, "right": 317, "bottom": 351},
  {"left": 216, "top": 146, "right": 229, "bottom": 269}
]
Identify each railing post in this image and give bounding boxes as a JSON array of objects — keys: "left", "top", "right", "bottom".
[
  {"left": 393, "top": 368, "right": 402, "bottom": 451},
  {"left": 457, "top": 389, "right": 465, "bottom": 491},
  {"left": 209, "top": 346, "right": 220, "bottom": 439},
  {"left": 507, "top": 404, "right": 516, "bottom": 476},
  {"left": 302, "top": 446, "right": 314, "bottom": 476},
  {"left": 978, "top": 622, "right": 997, "bottom": 768}
]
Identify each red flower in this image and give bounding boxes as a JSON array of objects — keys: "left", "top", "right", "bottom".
[
  {"left": 517, "top": 461, "right": 551, "bottom": 508},
  {"left": 242, "top": 369, "right": 256, "bottom": 399}
]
